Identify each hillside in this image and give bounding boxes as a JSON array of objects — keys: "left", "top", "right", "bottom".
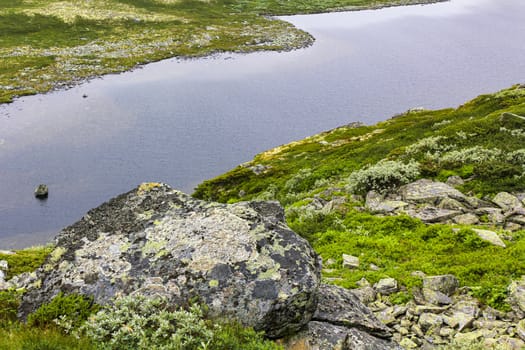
[{"left": 194, "top": 85, "right": 525, "bottom": 345}]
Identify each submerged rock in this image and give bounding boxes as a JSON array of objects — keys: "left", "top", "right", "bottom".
[
  {"left": 19, "top": 183, "right": 321, "bottom": 338},
  {"left": 34, "top": 184, "right": 48, "bottom": 199}
]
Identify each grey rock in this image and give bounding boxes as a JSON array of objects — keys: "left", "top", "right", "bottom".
[
  {"left": 34, "top": 184, "right": 48, "bottom": 199},
  {"left": 446, "top": 176, "right": 465, "bottom": 187},
  {"left": 313, "top": 284, "right": 392, "bottom": 338},
  {"left": 284, "top": 321, "right": 348, "bottom": 350},
  {"left": 399, "top": 179, "right": 468, "bottom": 205},
  {"left": 517, "top": 319, "right": 525, "bottom": 341},
  {"left": 342, "top": 254, "right": 360, "bottom": 269},
  {"left": 248, "top": 164, "right": 271, "bottom": 175},
  {"left": 406, "top": 206, "right": 461, "bottom": 223},
  {"left": 445, "top": 175, "right": 465, "bottom": 187},
  {"left": 505, "top": 222, "right": 523, "bottom": 232},
  {"left": 492, "top": 192, "right": 523, "bottom": 211},
  {"left": 365, "top": 191, "right": 408, "bottom": 214},
  {"left": 0, "top": 260, "right": 7, "bottom": 271},
  {"left": 438, "top": 197, "right": 465, "bottom": 211},
  {"left": 508, "top": 276, "right": 525, "bottom": 313},
  {"left": 413, "top": 305, "right": 449, "bottom": 315},
  {"left": 445, "top": 312, "right": 475, "bottom": 332},
  {"left": 475, "top": 207, "right": 505, "bottom": 224},
  {"left": 509, "top": 215, "right": 525, "bottom": 225},
  {"left": 471, "top": 228, "right": 506, "bottom": 247},
  {"left": 418, "top": 313, "right": 443, "bottom": 331},
  {"left": 453, "top": 300, "right": 480, "bottom": 318},
  {"left": 376, "top": 306, "right": 407, "bottom": 327},
  {"left": 344, "top": 327, "right": 402, "bottom": 350},
  {"left": 423, "top": 275, "right": 459, "bottom": 296},
  {"left": 352, "top": 286, "right": 377, "bottom": 305},
  {"left": 422, "top": 288, "right": 453, "bottom": 306},
  {"left": 374, "top": 278, "right": 398, "bottom": 295},
  {"left": 399, "top": 337, "right": 418, "bottom": 349},
  {"left": 453, "top": 330, "right": 484, "bottom": 343},
  {"left": 0, "top": 270, "right": 5, "bottom": 283},
  {"left": 453, "top": 213, "right": 479, "bottom": 225},
  {"left": 19, "top": 184, "right": 321, "bottom": 338}
]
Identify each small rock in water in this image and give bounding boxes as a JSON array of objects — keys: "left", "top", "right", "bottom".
[{"left": 34, "top": 184, "right": 49, "bottom": 199}]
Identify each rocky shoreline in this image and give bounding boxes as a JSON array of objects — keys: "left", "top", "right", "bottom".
[{"left": 2, "top": 181, "right": 524, "bottom": 349}]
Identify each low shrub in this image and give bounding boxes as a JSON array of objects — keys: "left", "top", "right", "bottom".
[
  {"left": 346, "top": 159, "right": 420, "bottom": 194},
  {"left": 79, "top": 295, "right": 282, "bottom": 350},
  {"left": 28, "top": 292, "right": 99, "bottom": 330}
]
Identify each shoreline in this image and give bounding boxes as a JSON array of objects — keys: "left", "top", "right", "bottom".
[{"left": 1, "top": 0, "right": 447, "bottom": 106}]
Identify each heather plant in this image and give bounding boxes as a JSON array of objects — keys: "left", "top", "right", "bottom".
[
  {"left": 27, "top": 292, "right": 99, "bottom": 330},
  {"left": 346, "top": 159, "right": 420, "bottom": 194}
]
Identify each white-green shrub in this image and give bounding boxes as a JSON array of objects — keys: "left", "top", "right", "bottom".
[
  {"left": 440, "top": 146, "right": 502, "bottom": 165},
  {"left": 346, "top": 160, "right": 420, "bottom": 194},
  {"left": 405, "top": 136, "right": 453, "bottom": 156},
  {"left": 78, "top": 295, "right": 213, "bottom": 350}
]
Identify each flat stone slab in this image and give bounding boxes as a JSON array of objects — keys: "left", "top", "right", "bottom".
[
  {"left": 472, "top": 228, "right": 506, "bottom": 248},
  {"left": 399, "top": 179, "right": 467, "bottom": 205}
]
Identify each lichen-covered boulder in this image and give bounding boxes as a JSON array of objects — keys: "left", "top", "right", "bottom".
[{"left": 19, "top": 183, "right": 321, "bottom": 338}]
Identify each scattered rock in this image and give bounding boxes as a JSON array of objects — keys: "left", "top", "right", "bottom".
[
  {"left": 366, "top": 191, "right": 408, "bottom": 214},
  {"left": 517, "top": 319, "right": 525, "bottom": 341},
  {"left": 453, "top": 213, "right": 479, "bottom": 225},
  {"left": 406, "top": 206, "right": 461, "bottom": 223},
  {"left": 445, "top": 176, "right": 464, "bottom": 187},
  {"left": 374, "top": 278, "right": 398, "bottom": 295},
  {"left": 508, "top": 276, "right": 525, "bottom": 313},
  {"left": 492, "top": 192, "right": 523, "bottom": 212},
  {"left": 423, "top": 275, "right": 459, "bottom": 296},
  {"left": 0, "top": 260, "right": 8, "bottom": 271},
  {"left": 34, "top": 184, "right": 48, "bottom": 199},
  {"left": 342, "top": 254, "right": 360, "bottom": 269},
  {"left": 471, "top": 228, "right": 506, "bottom": 247}
]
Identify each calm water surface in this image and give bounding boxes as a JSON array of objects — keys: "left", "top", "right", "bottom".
[{"left": 1, "top": 0, "right": 524, "bottom": 248}]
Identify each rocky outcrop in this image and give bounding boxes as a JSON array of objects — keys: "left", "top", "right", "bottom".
[
  {"left": 16, "top": 183, "right": 397, "bottom": 347},
  {"left": 364, "top": 179, "right": 525, "bottom": 234},
  {"left": 353, "top": 273, "right": 525, "bottom": 349}
]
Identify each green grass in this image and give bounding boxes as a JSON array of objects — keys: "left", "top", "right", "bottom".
[
  {"left": 0, "top": 0, "right": 435, "bottom": 104},
  {"left": 194, "top": 85, "right": 525, "bottom": 310},
  {"left": 0, "top": 246, "right": 53, "bottom": 280}
]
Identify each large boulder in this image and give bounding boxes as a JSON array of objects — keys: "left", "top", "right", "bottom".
[{"left": 19, "top": 183, "right": 321, "bottom": 338}]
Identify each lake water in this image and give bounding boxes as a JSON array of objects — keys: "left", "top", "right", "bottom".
[{"left": 1, "top": 0, "right": 524, "bottom": 248}]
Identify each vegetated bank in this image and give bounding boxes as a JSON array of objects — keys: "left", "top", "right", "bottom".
[
  {"left": 1, "top": 86, "right": 524, "bottom": 349},
  {"left": 0, "top": 0, "right": 444, "bottom": 104},
  {"left": 194, "top": 85, "right": 525, "bottom": 348}
]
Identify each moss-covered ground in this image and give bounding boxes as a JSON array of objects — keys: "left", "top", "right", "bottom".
[
  {"left": 194, "top": 85, "right": 525, "bottom": 309},
  {"left": 0, "top": 0, "right": 438, "bottom": 104}
]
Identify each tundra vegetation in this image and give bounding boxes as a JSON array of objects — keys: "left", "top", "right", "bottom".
[
  {"left": 0, "top": 0, "right": 436, "bottom": 104},
  {"left": 194, "top": 85, "right": 525, "bottom": 310},
  {"left": 2, "top": 0, "right": 524, "bottom": 348}
]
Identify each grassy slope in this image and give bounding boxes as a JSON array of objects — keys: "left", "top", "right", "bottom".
[
  {"left": 0, "top": 0, "right": 440, "bottom": 104},
  {"left": 194, "top": 85, "right": 525, "bottom": 308}
]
